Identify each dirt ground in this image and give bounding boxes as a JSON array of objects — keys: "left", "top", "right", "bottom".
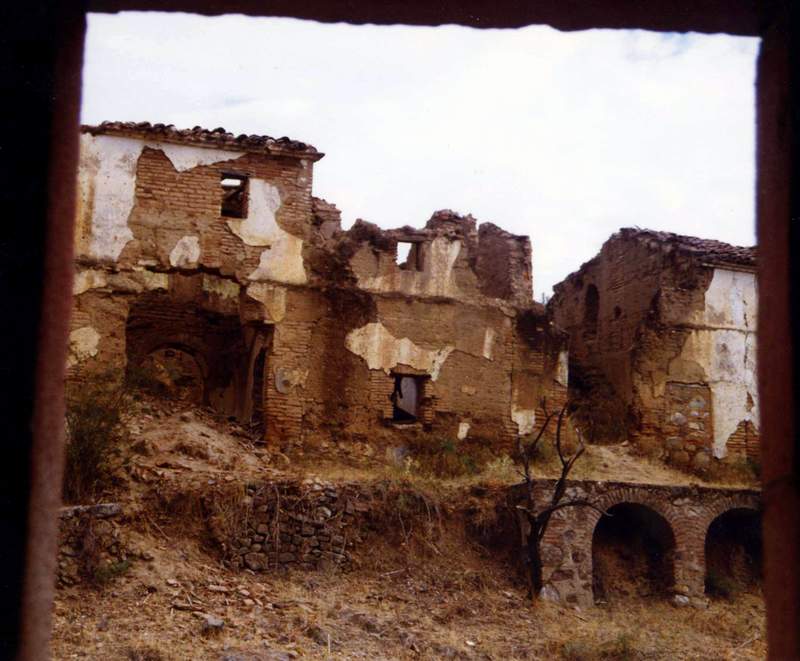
[{"left": 51, "top": 396, "right": 765, "bottom": 660}]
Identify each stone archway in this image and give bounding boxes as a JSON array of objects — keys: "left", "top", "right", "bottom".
[
  {"left": 537, "top": 486, "right": 686, "bottom": 607},
  {"left": 592, "top": 502, "right": 676, "bottom": 602},
  {"left": 705, "top": 506, "right": 762, "bottom": 599}
]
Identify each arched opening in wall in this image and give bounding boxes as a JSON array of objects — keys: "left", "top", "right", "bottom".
[
  {"left": 705, "top": 508, "right": 762, "bottom": 599},
  {"left": 140, "top": 345, "right": 205, "bottom": 403},
  {"left": 583, "top": 284, "right": 599, "bottom": 336},
  {"left": 125, "top": 293, "right": 248, "bottom": 418},
  {"left": 592, "top": 502, "right": 676, "bottom": 603}
]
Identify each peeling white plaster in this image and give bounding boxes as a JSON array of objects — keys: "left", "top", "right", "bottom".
[
  {"left": 345, "top": 322, "right": 454, "bottom": 380},
  {"left": 226, "top": 179, "right": 282, "bottom": 246},
  {"left": 158, "top": 143, "right": 244, "bottom": 172},
  {"left": 246, "top": 283, "right": 287, "bottom": 322},
  {"left": 67, "top": 326, "right": 100, "bottom": 368},
  {"left": 225, "top": 179, "right": 307, "bottom": 284},
  {"left": 202, "top": 274, "right": 240, "bottom": 300},
  {"left": 457, "top": 421, "right": 471, "bottom": 440},
  {"left": 694, "top": 268, "right": 758, "bottom": 330},
  {"left": 78, "top": 134, "right": 244, "bottom": 261},
  {"left": 675, "top": 268, "right": 759, "bottom": 457},
  {"left": 556, "top": 350, "right": 569, "bottom": 387},
  {"left": 73, "top": 269, "right": 108, "bottom": 295},
  {"left": 169, "top": 235, "right": 201, "bottom": 268},
  {"left": 482, "top": 328, "right": 496, "bottom": 360},
  {"left": 512, "top": 406, "right": 537, "bottom": 436},
  {"left": 356, "top": 237, "right": 462, "bottom": 298}
]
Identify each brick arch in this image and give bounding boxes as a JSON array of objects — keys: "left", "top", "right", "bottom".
[
  {"left": 693, "top": 493, "right": 761, "bottom": 586},
  {"left": 586, "top": 487, "right": 686, "bottom": 550},
  {"left": 702, "top": 493, "right": 761, "bottom": 532},
  {"left": 538, "top": 486, "right": 687, "bottom": 604}
]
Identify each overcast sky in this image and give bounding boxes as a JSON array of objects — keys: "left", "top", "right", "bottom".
[{"left": 82, "top": 13, "right": 759, "bottom": 299}]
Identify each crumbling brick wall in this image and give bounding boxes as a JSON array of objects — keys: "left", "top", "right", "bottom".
[
  {"left": 549, "top": 229, "right": 759, "bottom": 467},
  {"left": 70, "top": 121, "right": 567, "bottom": 457}
]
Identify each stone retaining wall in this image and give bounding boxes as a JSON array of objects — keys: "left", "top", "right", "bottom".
[
  {"left": 224, "top": 479, "right": 372, "bottom": 572},
  {"left": 57, "top": 503, "right": 131, "bottom": 587}
]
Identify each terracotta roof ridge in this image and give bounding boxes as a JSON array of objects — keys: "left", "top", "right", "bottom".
[{"left": 81, "top": 120, "right": 322, "bottom": 160}]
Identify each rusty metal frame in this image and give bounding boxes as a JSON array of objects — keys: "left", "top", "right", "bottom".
[{"left": 1, "top": 1, "right": 795, "bottom": 658}]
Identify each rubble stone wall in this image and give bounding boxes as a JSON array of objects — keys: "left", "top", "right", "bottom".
[
  {"left": 57, "top": 503, "right": 131, "bottom": 587},
  {"left": 223, "top": 481, "right": 371, "bottom": 572}
]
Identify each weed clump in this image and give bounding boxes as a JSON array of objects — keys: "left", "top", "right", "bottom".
[
  {"left": 405, "top": 436, "right": 498, "bottom": 479},
  {"left": 561, "top": 632, "right": 639, "bottom": 660},
  {"left": 63, "top": 377, "right": 128, "bottom": 503}
]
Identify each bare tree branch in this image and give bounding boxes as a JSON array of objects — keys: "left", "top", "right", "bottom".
[{"left": 513, "top": 399, "right": 604, "bottom": 599}]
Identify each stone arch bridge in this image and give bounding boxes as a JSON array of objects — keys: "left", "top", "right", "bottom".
[{"left": 523, "top": 479, "right": 761, "bottom": 607}]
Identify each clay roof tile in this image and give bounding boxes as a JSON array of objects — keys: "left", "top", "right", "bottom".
[{"left": 81, "top": 120, "right": 322, "bottom": 160}]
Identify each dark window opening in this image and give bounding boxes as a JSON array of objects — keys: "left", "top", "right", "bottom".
[
  {"left": 220, "top": 173, "right": 248, "bottom": 218},
  {"left": 613, "top": 305, "right": 622, "bottom": 319},
  {"left": 396, "top": 241, "right": 424, "bottom": 271},
  {"left": 391, "top": 374, "right": 424, "bottom": 422},
  {"left": 584, "top": 284, "right": 599, "bottom": 336},
  {"left": 592, "top": 502, "right": 676, "bottom": 603}
]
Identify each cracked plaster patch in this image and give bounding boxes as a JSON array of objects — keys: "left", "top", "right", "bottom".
[
  {"left": 345, "top": 322, "right": 454, "bottom": 381},
  {"left": 169, "top": 235, "right": 201, "bottom": 268},
  {"left": 78, "top": 133, "right": 244, "bottom": 261},
  {"left": 512, "top": 406, "right": 537, "bottom": 436},
  {"left": 246, "top": 283, "right": 287, "bottom": 322},
  {"left": 67, "top": 326, "right": 101, "bottom": 368},
  {"left": 73, "top": 269, "right": 108, "bottom": 295},
  {"left": 202, "top": 274, "right": 240, "bottom": 300}
]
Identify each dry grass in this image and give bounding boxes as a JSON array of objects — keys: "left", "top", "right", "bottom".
[{"left": 52, "top": 395, "right": 765, "bottom": 660}]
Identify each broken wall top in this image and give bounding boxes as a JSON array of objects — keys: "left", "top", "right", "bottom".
[
  {"left": 340, "top": 209, "right": 534, "bottom": 308},
  {"left": 552, "top": 226, "right": 756, "bottom": 299},
  {"left": 82, "top": 121, "right": 323, "bottom": 161}
]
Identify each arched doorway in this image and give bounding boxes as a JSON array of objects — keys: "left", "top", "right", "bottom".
[
  {"left": 592, "top": 502, "right": 676, "bottom": 602},
  {"left": 705, "top": 508, "right": 762, "bottom": 599}
]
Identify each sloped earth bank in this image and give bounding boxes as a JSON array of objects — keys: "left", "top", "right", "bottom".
[{"left": 51, "top": 398, "right": 765, "bottom": 660}]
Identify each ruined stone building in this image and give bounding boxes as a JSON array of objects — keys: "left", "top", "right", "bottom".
[
  {"left": 69, "top": 121, "right": 568, "bottom": 452},
  {"left": 548, "top": 228, "right": 758, "bottom": 468}
]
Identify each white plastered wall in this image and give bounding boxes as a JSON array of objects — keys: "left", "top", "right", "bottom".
[{"left": 675, "top": 268, "right": 759, "bottom": 457}]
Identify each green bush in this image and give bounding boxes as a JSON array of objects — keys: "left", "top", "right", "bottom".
[{"left": 63, "top": 381, "right": 127, "bottom": 503}]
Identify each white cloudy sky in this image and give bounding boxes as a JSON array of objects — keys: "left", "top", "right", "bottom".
[{"left": 82, "top": 13, "right": 759, "bottom": 299}]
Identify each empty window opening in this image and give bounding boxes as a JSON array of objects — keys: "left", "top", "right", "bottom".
[
  {"left": 395, "top": 241, "right": 423, "bottom": 271},
  {"left": 592, "top": 503, "right": 676, "bottom": 603},
  {"left": 705, "top": 508, "right": 762, "bottom": 599},
  {"left": 613, "top": 305, "right": 622, "bottom": 319},
  {"left": 220, "top": 173, "right": 248, "bottom": 218},
  {"left": 391, "top": 374, "right": 423, "bottom": 422},
  {"left": 584, "top": 284, "right": 599, "bottom": 336}
]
